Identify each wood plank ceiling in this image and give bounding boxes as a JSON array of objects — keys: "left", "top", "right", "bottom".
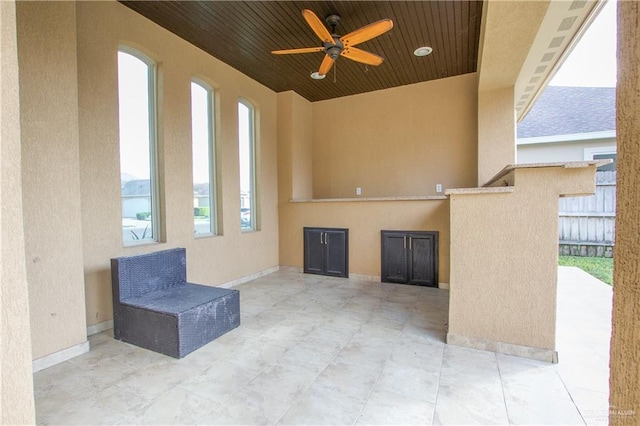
[{"left": 120, "top": 1, "right": 484, "bottom": 102}]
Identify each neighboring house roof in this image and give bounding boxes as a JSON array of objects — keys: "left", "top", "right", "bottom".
[
  {"left": 122, "top": 179, "right": 150, "bottom": 196},
  {"left": 517, "top": 86, "right": 615, "bottom": 139},
  {"left": 193, "top": 182, "right": 209, "bottom": 196}
]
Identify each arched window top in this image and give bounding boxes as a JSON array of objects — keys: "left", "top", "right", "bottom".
[
  {"left": 238, "top": 97, "right": 254, "bottom": 108},
  {"left": 191, "top": 77, "right": 214, "bottom": 92},
  {"left": 118, "top": 45, "right": 156, "bottom": 67},
  {"left": 238, "top": 98, "right": 258, "bottom": 118}
]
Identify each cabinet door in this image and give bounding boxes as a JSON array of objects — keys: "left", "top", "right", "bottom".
[
  {"left": 325, "top": 229, "right": 348, "bottom": 277},
  {"left": 304, "top": 228, "right": 325, "bottom": 275},
  {"left": 381, "top": 231, "right": 409, "bottom": 283},
  {"left": 408, "top": 232, "right": 438, "bottom": 287}
]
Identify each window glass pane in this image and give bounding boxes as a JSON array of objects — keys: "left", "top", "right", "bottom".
[
  {"left": 594, "top": 153, "right": 617, "bottom": 171},
  {"left": 238, "top": 101, "right": 255, "bottom": 231},
  {"left": 118, "top": 50, "right": 157, "bottom": 244},
  {"left": 191, "top": 81, "right": 216, "bottom": 236}
]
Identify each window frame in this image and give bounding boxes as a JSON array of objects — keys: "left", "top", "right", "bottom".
[
  {"left": 238, "top": 98, "right": 257, "bottom": 232},
  {"left": 191, "top": 78, "right": 219, "bottom": 237},
  {"left": 584, "top": 146, "right": 617, "bottom": 171},
  {"left": 117, "top": 46, "right": 161, "bottom": 246}
]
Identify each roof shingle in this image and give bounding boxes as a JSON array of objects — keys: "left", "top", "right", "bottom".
[{"left": 517, "top": 86, "right": 615, "bottom": 139}]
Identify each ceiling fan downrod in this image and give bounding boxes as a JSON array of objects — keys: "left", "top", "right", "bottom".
[{"left": 325, "top": 14, "right": 341, "bottom": 33}]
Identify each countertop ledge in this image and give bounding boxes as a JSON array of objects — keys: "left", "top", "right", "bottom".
[
  {"left": 484, "top": 160, "right": 612, "bottom": 187},
  {"left": 445, "top": 187, "right": 515, "bottom": 196},
  {"left": 290, "top": 195, "right": 448, "bottom": 203}
]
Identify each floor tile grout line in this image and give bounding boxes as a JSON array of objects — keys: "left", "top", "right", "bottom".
[
  {"left": 271, "top": 313, "right": 356, "bottom": 426},
  {"left": 193, "top": 286, "right": 319, "bottom": 425},
  {"left": 274, "top": 282, "right": 405, "bottom": 426},
  {"left": 429, "top": 341, "right": 448, "bottom": 425},
  {"left": 495, "top": 352, "right": 513, "bottom": 425},
  {"left": 555, "top": 368, "right": 589, "bottom": 425},
  {"left": 350, "top": 318, "right": 407, "bottom": 426},
  {"left": 190, "top": 364, "right": 267, "bottom": 425}
]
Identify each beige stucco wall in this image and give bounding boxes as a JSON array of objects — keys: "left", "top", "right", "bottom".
[
  {"left": 77, "top": 1, "right": 279, "bottom": 327},
  {"left": 477, "top": 86, "right": 516, "bottom": 185},
  {"left": 276, "top": 91, "right": 313, "bottom": 202},
  {"left": 277, "top": 75, "right": 477, "bottom": 283},
  {"left": 0, "top": 0, "right": 36, "bottom": 422},
  {"left": 16, "top": 1, "right": 87, "bottom": 359},
  {"left": 448, "top": 165, "right": 597, "bottom": 354},
  {"left": 279, "top": 200, "right": 450, "bottom": 283},
  {"left": 311, "top": 74, "right": 478, "bottom": 199},
  {"left": 610, "top": 1, "right": 640, "bottom": 422},
  {"left": 517, "top": 138, "right": 616, "bottom": 164}
]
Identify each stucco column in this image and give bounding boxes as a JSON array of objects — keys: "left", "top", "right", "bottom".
[
  {"left": 477, "top": 86, "right": 516, "bottom": 185},
  {"left": 276, "top": 91, "right": 313, "bottom": 203},
  {"left": 16, "top": 1, "right": 88, "bottom": 362},
  {"left": 0, "top": 0, "right": 36, "bottom": 423},
  {"left": 610, "top": 1, "right": 640, "bottom": 424}
]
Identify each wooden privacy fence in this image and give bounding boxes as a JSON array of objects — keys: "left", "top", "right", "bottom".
[{"left": 558, "top": 171, "right": 615, "bottom": 257}]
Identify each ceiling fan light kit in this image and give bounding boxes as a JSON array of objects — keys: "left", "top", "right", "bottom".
[{"left": 272, "top": 9, "right": 393, "bottom": 79}]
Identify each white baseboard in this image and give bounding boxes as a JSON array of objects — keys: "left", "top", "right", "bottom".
[
  {"left": 87, "top": 319, "right": 113, "bottom": 336},
  {"left": 278, "top": 265, "right": 302, "bottom": 273},
  {"left": 279, "top": 266, "right": 380, "bottom": 283},
  {"left": 218, "top": 266, "right": 280, "bottom": 288},
  {"left": 33, "top": 340, "right": 90, "bottom": 373},
  {"left": 349, "top": 273, "right": 381, "bottom": 282},
  {"left": 277, "top": 267, "right": 447, "bottom": 288}
]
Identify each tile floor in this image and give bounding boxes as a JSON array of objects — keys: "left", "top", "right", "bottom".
[{"left": 34, "top": 266, "right": 611, "bottom": 425}]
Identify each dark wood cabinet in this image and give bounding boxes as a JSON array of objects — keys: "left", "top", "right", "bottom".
[
  {"left": 304, "top": 227, "right": 348, "bottom": 278},
  {"left": 381, "top": 230, "right": 438, "bottom": 287}
]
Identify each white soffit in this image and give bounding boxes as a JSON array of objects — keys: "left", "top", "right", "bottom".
[{"left": 515, "top": 0, "right": 604, "bottom": 122}]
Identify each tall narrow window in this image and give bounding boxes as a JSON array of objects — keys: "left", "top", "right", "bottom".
[
  {"left": 191, "top": 80, "right": 217, "bottom": 236},
  {"left": 117, "top": 48, "right": 159, "bottom": 245},
  {"left": 238, "top": 100, "right": 256, "bottom": 231}
]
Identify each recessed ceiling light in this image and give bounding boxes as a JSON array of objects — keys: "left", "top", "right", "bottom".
[
  {"left": 310, "top": 72, "right": 326, "bottom": 80},
  {"left": 414, "top": 46, "right": 433, "bottom": 57}
]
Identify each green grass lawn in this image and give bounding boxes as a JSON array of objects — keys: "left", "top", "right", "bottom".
[{"left": 559, "top": 255, "right": 613, "bottom": 285}]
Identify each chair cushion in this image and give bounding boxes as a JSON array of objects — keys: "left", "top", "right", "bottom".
[{"left": 122, "top": 282, "right": 236, "bottom": 316}]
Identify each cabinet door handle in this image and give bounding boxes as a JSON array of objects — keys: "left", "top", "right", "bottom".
[
  {"left": 409, "top": 236, "right": 412, "bottom": 250},
  {"left": 321, "top": 232, "right": 324, "bottom": 245},
  {"left": 403, "top": 236, "right": 407, "bottom": 249},
  {"left": 324, "top": 232, "right": 328, "bottom": 245}
]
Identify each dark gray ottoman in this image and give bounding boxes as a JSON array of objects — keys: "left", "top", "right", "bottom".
[{"left": 110, "top": 247, "right": 240, "bottom": 358}]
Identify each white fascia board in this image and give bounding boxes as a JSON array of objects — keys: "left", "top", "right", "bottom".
[{"left": 517, "top": 130, "right": 616, "bottom": 145}]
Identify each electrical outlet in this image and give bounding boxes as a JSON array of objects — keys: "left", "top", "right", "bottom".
[
  {"left": 356, "top": 187, "right": 362, "bottom": 196},
  {"left": 436, "top": 184, "right": 443, "bottom": 193}
]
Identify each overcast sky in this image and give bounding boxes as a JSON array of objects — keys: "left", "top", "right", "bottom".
[{"left": 550, "top": 0, "right": 616, "bottom": 87}]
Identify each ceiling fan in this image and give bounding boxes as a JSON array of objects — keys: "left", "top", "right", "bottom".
[{"left": 272, "top": 9, "right": 393, "bottom": 77}]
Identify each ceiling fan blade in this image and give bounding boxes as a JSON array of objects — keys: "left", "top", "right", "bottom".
[
  {"left": 340, "top": 19, "right": 393, "bottom": 47},
  {"left": 318, "top": 54, "right": 335, "bottom": 76},
  {"left": 341, "top": 47, "right": 384, "bottom": 66},
  {"left": 272, "top": 47, "right": 324, "bottom": 55},
  {"left": 302, "top": 9, "right": 336, "bottom": 45}
]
